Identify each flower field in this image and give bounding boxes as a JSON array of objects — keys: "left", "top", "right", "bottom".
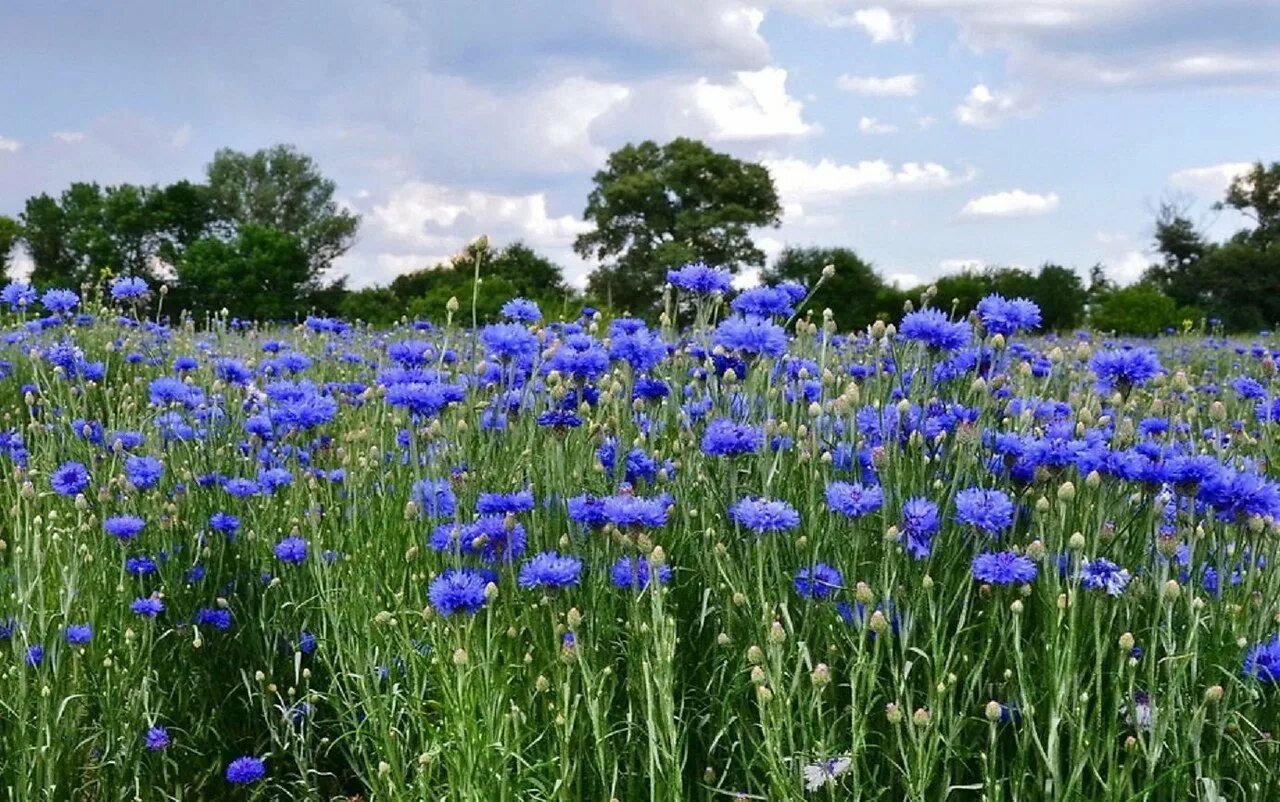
[{"left": 2, "top": 267, "right": 1280, "bottom": 800}]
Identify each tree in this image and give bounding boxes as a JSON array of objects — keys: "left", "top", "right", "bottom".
[
  {"left": 575, "top": 138, "right": 781, "bottom": 315},
  {"left": 1143, "top": 201, "right": 1210, "bottom": 308},
  {"left": 763, "top": 246, "right": 893, "bottom": 329},
  {"left": 173, "top": 225, "right": 311, "bottom": 320},
  {"left": 1195, "top": 242, "right": 1280, "bottom": 331},
  {"left": 1220, "top": 161, "right": 1280, "bottom": 250},
  {"left": 1090, "top": 283, "right": 1194, "bottom": 335},
  {"left": 387, "top": 240, "right": 571, "bottom": 320},
  {"left": 205, "top": 145, "right": 359, "bottom": 283},
  {"left": 0, "top": 216, "right": 21, "bottom": 282},
  {"left": 20, "top": 183, "right": 160, "bottom": 287},
  {"left": 1029, "top": 264, "right": 1088, "bottom": 330},
  {"left": 340, "top": 287, "right": 403, "bottom": 326}
]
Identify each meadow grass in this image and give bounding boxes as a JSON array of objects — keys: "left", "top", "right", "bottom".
[{"left": 0, "top": 275, "right": 1278, "bottom": 800}]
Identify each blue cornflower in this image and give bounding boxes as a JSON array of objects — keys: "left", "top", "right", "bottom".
[
  {"left": 209, "top": 511, "right": 241, "bottom": 535},
  {"left": 481, "top": 322, "right": 539, "bottom": 362},
  {"left": 501, "top": 297, "right": 542, "bottom": 323},
  {"left": 51, "top": 461, "right": 90, "bottom": 496},
  {"left": 41, "top": 288, "right": 79, "bottom": 314},
  {"left": 729, "top": 497, "right": 800, "bottom": 534},
  {"left": 972, "top": 551, "right": 1038, "bottom": 584},
  {"left": 104, "top": 515, "right": 146, "bottom": 541},
  {"left": 297, "top": 631, "right": 317, "bottom": 654},
  {"left": 953, "top": 487, "right": 1015, "bottom": 534},
  {"left": 517, "top": 551, "right": 583, "bottom": 590},
  {"left": 110, "top": 276, "right": 149, "bottom": 301},
  {"left": 224, "top": 478, "right": 260, "bottom": 498},
  {"left": 65, "top": 624, "right": 93, "bottom": 645},
  {"left": 794, "top": 563, "right": 843, "bottom": 599},
  {"left": 477, "top": 489, "right": 536, "bottom": 515},
  {"left": 601, "top": 494, "right": 670, "bottom": 529},
  {"left": 194, "top": 607, "right": 233, "bottom": 630},
  {"left": 413, "top": 478, "right": 456, "bottom": 519},
  {"left": 825, "top": 481, "right": 884, "bottom": 518},
  {"left": 1, "top": 282, "right": 37, "bottom": 310},
  {"left": 143, "top": 726, "right": 171, "bottom": 751},
  {"left": 545, "top": 334, "right": 609, "bottom": 381},
  {"left": 226, "top": 756, "right": 266, "bottom": 784},
  {"left": 125, "top": 455, "right": 164, "bottom": 489},
  {"left": 667, "top": 261, "right": 733, "bottom": 294},
  {"left": 731, "top": 286, "right": 795, "bottom": 318},
  {"left": 131, "top": 597, "right": 164, "bottom": 617},
  {"left": 701, "top": 418, "right": 762, "bottom": 456},
  {"left": 976, "top": 294, "right": 1041, "bottom": 336},
  {"left": 899, "top": 309, "right": 970, "bottom": 352},
  {"left": 713, "top": 315, "right": 788, "bottom": 357},
  {"left": 1078, "top": 558, "right": 1131, "bottom": 596},
  {"left": 1089, "top": 348, "right": 1162, "bottom": 393},
  {"left": 274, "top": 536, "right": 309, "bottom": 565},
  {"left": 1244, "top": 635, "right": 1280, "bottom": 683},
  {"left": 386, "top": 339, "right": 435, "bottom": 367},
  {"left": 609, "top": 556, "right": 672, "bottom": 590},
  {"left": 26, "top": 644, "right": 44, "bottom": 667},
  {"left": 428, "top": 569, "right": 490, "bottom": 617},
  {"left": 899, "top": 497, "right": 940, "bottom": 559},
  {"left": 125, "top": 556, "right": 157, "bottom": 576}
]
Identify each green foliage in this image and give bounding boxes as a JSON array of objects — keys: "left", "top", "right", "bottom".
[
  {"left": 206, "top": 145, "right": 360, "bottom": 282},
  {"left": 0, "top": 215, "right": 20, "bottom": 282},
  {"left": 19, "top": 183, "right": 177, "bottom": 288},
  {"left": 1194, "top": 241, "right": 1280, "bottom": 331},
  {"left": 1220, "top": 161, "right": 1280, "bottom": 250},
  {"left": 576, "top": 138, "right": 781, "bottom": 316},
  {"left": 172, "top": 225, "right": 311, "bottom": 320},
  {"left": 339, "top": 287, "right": 403, "bottom": 326},
  {"left": 762, "top": 246, "right": 903, "bottom": 329},
  {"left": 928, "top": 264, "right": 1088, "bottom": 331},
  {"left": 1089, "top": 283, "right": 1196, "bottom": 335}
]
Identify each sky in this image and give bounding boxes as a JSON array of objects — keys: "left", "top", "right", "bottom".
[{"left": 1, "top": 0, "right": 1277, "bottom": 290}]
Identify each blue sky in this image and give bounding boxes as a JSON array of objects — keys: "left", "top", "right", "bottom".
[{"left": 1, "top": 0, "right": 1276, "bottom": 288}]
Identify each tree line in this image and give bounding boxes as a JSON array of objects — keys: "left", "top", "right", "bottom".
[{"left": 1, "top": 137, "right": 1276, "bottom": 333}]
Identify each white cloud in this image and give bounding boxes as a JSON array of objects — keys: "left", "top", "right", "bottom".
[
  {"left": 961, "top": 189, "right": 1060, "bottom": 218},
  {"left": 1168, "top": 162, "right": 1253, "bottom": 199},
  {"left": 608, "top": 1, "right": 771, "bottom": 68},
  {"left": 51, "top": 131, "right": 85, "bottom": 143},
  {"left": 938, "top": 258, "right": 985, "bottom": 273},
  {"left": 954, "top": 84, "right": 1034, "bottom": 128},
  {"left": 346, "top": 181, "right": 595, "bottom": 287},
  {"left": 692, "top": 67, "right": 816, "bottom": 140},
  {"left": 858, "top": 116, "right": 897, "bottom": 134},
  {"left": 888, "top": 271, "right": 922, "bottom": 287},
  {"left": 763, "top": 156, "right": 971, "bottom": 219},
  {"left": 0, "top": 136, "right": 21, "bottom": 153},
  {"left": 836, "top": 73, "right": 920, "bottom": 96},
  {"left": 840, "top": 7, "right": 914, "bottom": 43},
  {"left": 1108, "top": 250, "right": 1151, "bottom": 285}
]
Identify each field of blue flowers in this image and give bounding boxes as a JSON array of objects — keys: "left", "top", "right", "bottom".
[{"left": 1, "top": 265, "right": 1279, "bottom": 800}]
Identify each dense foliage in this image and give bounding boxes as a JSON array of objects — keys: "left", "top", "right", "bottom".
[{"left": 1, "top": 268, "right": 1280, "bottom": 799}]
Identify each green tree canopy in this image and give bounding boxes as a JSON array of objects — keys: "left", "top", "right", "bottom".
[
  {"left": 173, "top": 224, "right": 310, "bottom": 320},
  {"left": 1220, "top": 161, "right": 1280, "bottom": 250},
  {"left": 1090, "top": 283, "right": 1196, "bottom": 335},
  {"left": 575, "top": 138, "right": 781, "bottom": 315},
  {"left": 0, "top": 215, "right": 20, "bottom": 282},
  {"left": 762, "top": 246, "right": 900, "bottom": 329},
  {"left": 206, "top": 144, "right": 360, "bottom": 282}
]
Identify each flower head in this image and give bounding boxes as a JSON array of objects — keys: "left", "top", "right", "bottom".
[
  {"left": 1079, "top": 558, "right": 1131, "bottom": 596},
  {"left": 825, "top": 481, "right": 884, "bottom": 518},
  {"left": 972, "top": 551, "right": 1038, "bottom": 585},
  {"left": 226, "top": 756, "right": 266, "bottom": 784},
  {"left": 899, "top": 308, "right": 970, "bottom": 352},
  {"left": 953, "top": 487, "right": 1015, "bottom": 534},
  {"left": 794, "top": 563, "right": 843, "bottom": 600},
  {"left": 517, "top": 551, "right": 583, "bottom": 590},
  {"left": 667, "top": 261, "right": 732, "bottom": 294},
  {"left": 428, "top": 569, "right": 490, "bottom": 617},
  {"left": 729, "top": 497, "right": 800, "bottom": 534},
  {"left": 1244, "top": 636, "right": 1280, "bottom": 683}
]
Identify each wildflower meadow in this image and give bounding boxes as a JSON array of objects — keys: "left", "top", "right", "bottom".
[{"left": 3, "top": 266, "right": 1280, "bottom": 801}]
